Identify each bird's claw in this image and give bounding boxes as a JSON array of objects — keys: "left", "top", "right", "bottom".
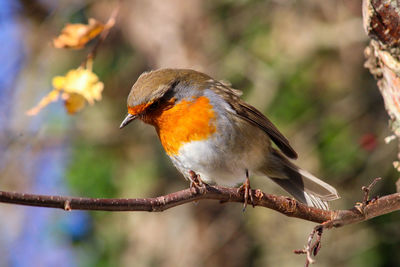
[
  {"left": 189, "top": 170, "right": 206, "bottom": 193},
  {"left": 238, "top": 177, "right": 254, "bottom": 211}
]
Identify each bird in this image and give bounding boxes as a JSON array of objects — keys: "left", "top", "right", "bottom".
[{"left": 120, "top": 68, "right": 339, "bottom": 210}]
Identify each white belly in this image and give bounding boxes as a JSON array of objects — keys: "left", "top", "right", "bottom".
[
  {"left": 170, "top": 140, "right": 244, "bottom": 186},
  {"left": 170, "top": 127, "right": 269, "bottom": 186}
]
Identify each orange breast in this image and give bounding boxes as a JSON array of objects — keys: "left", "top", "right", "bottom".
[{"left": 143, "top": 96, "right": 216, "bottom": 156}]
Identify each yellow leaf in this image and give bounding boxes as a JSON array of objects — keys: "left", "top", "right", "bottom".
[
  {"left": 52, "top": 75, "right": 66, "bottom": 89},
  {"left": 62, "top": 93, "right": 86, "bottom": 114},
  {"left": 27, "top": 67, "right": 104, "bottom": 116},
  {"left": 54, "top": 68, "right": 104, "bottom": 104},
  {"left": 53, "top": 18, "right": 105, "bottom": 49},
  {"left": 26, "top": 90, "right": 60, "bottom": 116}
]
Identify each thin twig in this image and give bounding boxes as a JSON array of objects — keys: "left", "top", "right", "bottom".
[
  {"left": 362, "top": 177, "right": 381, "bottom": 205},
  {"left": 81, "top": 2, "right": 120, "bottom": 68},
  {"left": 294, "top": 229, "right": 315, "bottom": 266},
  {"left": 294, "top": 224, "right": 327, "bottom": 267}
]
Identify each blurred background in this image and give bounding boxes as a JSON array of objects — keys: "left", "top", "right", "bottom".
[{"left": 1, "top": 0, "right": 399, "bottom": 266}]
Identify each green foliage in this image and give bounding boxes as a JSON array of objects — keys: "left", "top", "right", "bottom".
[
  {"left": 318, "top": 117, "right": 364, "bottom": 176},
  {"left": 268, "top": 64, "right": 316, "bottom": 123},
  {"left": 66, "top": 143, "right": 118, "bottom": 198}
]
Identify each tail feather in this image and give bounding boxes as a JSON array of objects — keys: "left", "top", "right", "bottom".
[
  {"left": 306, "top": 193, "right": 330, "bottom": 210},
  {"left": 262, "top": 149, "right": 340, "bottom": 210},
  {"left": 270, "top": 177, "right": 332, "bottom": 210},
  {"left": 298, "top": 169, "right": 339, "bottom": 201}
]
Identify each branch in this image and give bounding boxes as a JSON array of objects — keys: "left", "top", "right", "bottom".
[
  {"left": 1, "top": 180, "right": 399, "bottom": 267},
  {"left": 80, "top": 2, "right": 120, "bottom": 68},
  {"left": 294, "top": 225, "right": 323, "bottom": 266},
  {"left": 0, "top": 185, "right": 399, "bottom": 226},
  {"left": 295, "top": 178, "right": 398, "bottom": 266}
]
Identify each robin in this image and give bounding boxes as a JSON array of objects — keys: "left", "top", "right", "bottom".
[{"left": 120, "top": 68, "right": 339, "bottom": 209}]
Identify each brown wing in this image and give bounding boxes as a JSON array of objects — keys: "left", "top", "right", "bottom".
[
  {"left": 212, "top": 82, "right": 298, "bottom": 159},
  {"left": 234, "top": 101, "right": 298, "bottom": 159}
]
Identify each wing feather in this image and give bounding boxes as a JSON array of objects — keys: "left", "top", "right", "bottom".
[{"left": 212, "top": 82, "right": 298, "bottom": 159}]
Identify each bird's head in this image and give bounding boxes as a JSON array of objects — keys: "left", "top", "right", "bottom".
[{"left": 120, "top": 68, "right": 211, "bottom": 128}]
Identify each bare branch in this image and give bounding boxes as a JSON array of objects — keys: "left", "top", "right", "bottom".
[
  {"left": 0, "top": 185, "right": 399, "bottom": 226},
  {"left": 294, "top": 225, "right": 323, "bottom": 267}
]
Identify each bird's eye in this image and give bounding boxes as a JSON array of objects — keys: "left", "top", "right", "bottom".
[{"left": 148, "top": 100, "right": 160, "bottom": 110}]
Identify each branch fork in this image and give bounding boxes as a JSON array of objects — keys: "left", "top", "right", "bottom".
[{"left": 295, "top": 177, "right": 384, "bottom": 266}]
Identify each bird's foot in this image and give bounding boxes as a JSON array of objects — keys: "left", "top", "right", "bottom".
[
  {"left": 189, "top": 170, "right": 206, "bottom": 193},
  {"left": 238, "top": 176, "right": 254, "bottom": 211}
]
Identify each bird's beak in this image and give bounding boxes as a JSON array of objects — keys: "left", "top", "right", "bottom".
[{"left": 120, "top": 114, "right": 137, "bottom": 129}]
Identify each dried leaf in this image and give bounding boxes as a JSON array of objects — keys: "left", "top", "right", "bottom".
[
  {"left": 27, "top": 67, "right": 104, "bottom": 116},
  {"left": 62, "top": 93, "right": 86, "bottom": 114},
  {"left": 53, "top": 18, "right": 104, "bottom": 49}
]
